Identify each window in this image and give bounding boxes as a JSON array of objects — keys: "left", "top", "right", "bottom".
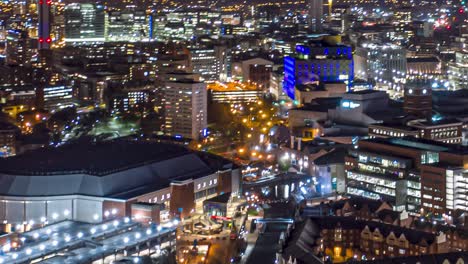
[
  {"left": 421, "top": 151, "right": 439, "bottom": 164},
  {"left": 399, "top": 249, "right": 405, "bottom": 254}
]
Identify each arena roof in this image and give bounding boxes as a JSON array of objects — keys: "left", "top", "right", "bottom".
[{"left": 0, "top": 139, "right": 234, "bottom": 198}]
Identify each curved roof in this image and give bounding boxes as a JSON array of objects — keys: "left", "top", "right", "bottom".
[{"left": 0, "top": 139, "right": 231, "bottom": 198}]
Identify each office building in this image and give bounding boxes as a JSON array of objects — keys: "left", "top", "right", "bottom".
[
  {"left": 164, "top": 75, "right": 207, "bottom": 139},
  {"left": 42, "top": 85, "right": 74, "bottom": 110},
  {"left": 448, "top": 52, "right": 468, "bottom": 90},
  {"left": 6, "top": 30, "right": 30, "bottom": 66},
  {"left": 189, "top": 46, "right": 220, "bottom": 82},
  {"left": 354, "top": 43, "right": 406, "bottom": 89},
  {"left": 346, "top": 137, "right": 468, "bottom": 214},
  {"left": 369, "top": 118, "right": 464, "bottom": 145},
  {"left": 284, "top": 42, "right": 354, "bottom": 100},
  {"left": 64, "top": 3, "right": 105, "bottom": 43},
  {"left": 111, "top": 90, "right": 149, "bottom": 113},
  {"left": 308, "top": 0, "right": 324, "bottom": 32},
  {"left": 106, "top": 9, "right": 147, "bottom": 42},
  {"left": 154, "top": 8, "right": 221, "bottom": 41}
]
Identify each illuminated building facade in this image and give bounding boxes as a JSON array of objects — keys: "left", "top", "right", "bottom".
[
  {"left": 111, "top": 91, "right": 149, "bottom": 113},
  {"left": 207, "top": 82, "right": 263, "bottom": 103},
  {"left": 106, "top": 9, "right": 147, "bottom": 42},
  {"left": 6, "top": 30, "right": 30, "bottom": 66},
  {"left": 43, "top": 85, "right": 74, "bottom": 110},
  {"left": 189, "top": 46, "right": 220, "bottom": 82},
  {"left": 369, "top": 119, "right": 463, "bottom": 145},
  {"left": 354, "top": 43, "right": 407, "bottom": 89},
  {"left": 284, "top": 44, "right": 353, "bottom": 99},
  {"left": 153, "top": 8, "right": 221, "bottom": 41},
  {"left": 164, "top": 77, "right": 207, "bottom": 139},
  {"left": 448, "top": 52, "right": 468, "bottom": 90},
  {"left": 64, "top": 3, "right": 105, "bottom": 43},
  {"left": 346, "top": 137, "right": 468, "bottom": 214}
]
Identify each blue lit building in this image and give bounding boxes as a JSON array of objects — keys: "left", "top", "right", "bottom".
[{"left": 283, "top": 44, "right": 354, "bottom": 99}]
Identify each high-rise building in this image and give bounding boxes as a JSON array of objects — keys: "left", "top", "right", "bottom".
[
  {"left": 189, "top": 46, "right": 220, "bottom": 82},
  {"left": 308, "top": 0, "right": 323, "bottom": 32},
  {"left": 37, "top": 0, "right": 51, "bottom": 50},
  {"left": 106, "top": 9, "right": 147, "bottom": 42},
  {"left": 64, "top": 3, "right": 105, "bottom": 43},
  {"left": 164, "top": 74, "right": 207, "bottom": 139},
  {"left": 354, "top": 43, "right": 407, "bottom": 89},
  {"left": 6, "top": 30, "right": 30, "bottom": 66}
]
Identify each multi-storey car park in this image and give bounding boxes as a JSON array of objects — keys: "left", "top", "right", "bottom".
[{"left": 0, "top": 217, "right": 176, "bottom": 264}]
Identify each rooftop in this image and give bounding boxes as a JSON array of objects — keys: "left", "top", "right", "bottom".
[
  {"left": 361, "top": 137, "right": 468, "bottom": 154},
  {"left": 0, "top": 139, "right": 194, "bottom": 176},
  {"left": 0, "top": 139, "right": 234, "bottom": 198}
]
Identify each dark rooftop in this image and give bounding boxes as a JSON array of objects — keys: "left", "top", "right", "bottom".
[
  {"left": 313, "top": 148, "right": 347, "bottom": 165},
  {"left": 363, "top": 137, "right": 451, "bottom": 152},
  {"left": 0, "top": 139, "right": 195, "bottom": 176}
]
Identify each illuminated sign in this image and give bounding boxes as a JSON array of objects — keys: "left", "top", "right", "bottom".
[{"left": 342, "top": 101, "right": 360, "bottom": 109}]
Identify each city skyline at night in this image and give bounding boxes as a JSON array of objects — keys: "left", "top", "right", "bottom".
[{"left": 0, "top": 0, "right": 467, "bottom": 263}]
